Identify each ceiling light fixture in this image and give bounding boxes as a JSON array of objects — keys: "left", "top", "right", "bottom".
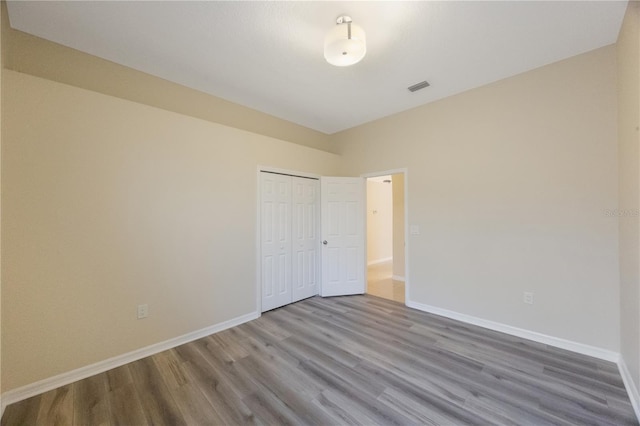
[{"left": 324, "top": 15, "right": 366, "bottom": 67}]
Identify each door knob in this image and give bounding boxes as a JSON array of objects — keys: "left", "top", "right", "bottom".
[{"left": 323, "top": 240, "right": 328, "bottom": 245}]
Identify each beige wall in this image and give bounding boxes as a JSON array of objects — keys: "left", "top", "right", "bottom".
[
  {"left": 366, "top": 180, "right": 393, "bottom": 264},
  {"left": 336, "top": 46, "right": 620, "bottom": 351},
  {"left": 0, "top": 0, "right": 3, "bottom": 402},
  {"left": 618, "top": 0, "right": 640, "bottom": 393},
  {"left": 392, "top": 174, "right": 405, "bottom": 279},
  {"left": 1, "top": 70, "right": 340, "bottom": 391}
]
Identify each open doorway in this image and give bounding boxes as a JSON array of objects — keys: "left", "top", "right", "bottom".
[{"left": 366, "top": 173, "right": 405, "bottom": 303}]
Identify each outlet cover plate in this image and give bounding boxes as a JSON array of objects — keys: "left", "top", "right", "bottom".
[
  {"left": 137, "top": 304, "right": 149, "bottom": 319},
  {"left": 523, "top": 292, "right": 534, "bottom": 305}
]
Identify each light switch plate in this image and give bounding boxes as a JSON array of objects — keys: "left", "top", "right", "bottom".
[
  {"left": 410, "top": 225, "right": 420, "bottom": 235},
  {"left": 137, "top": 304, "right": 149, "bottom": 319}
]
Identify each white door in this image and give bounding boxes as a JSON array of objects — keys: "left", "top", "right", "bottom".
[
  {"left": 291, "top": 177, "right": 320, "bottom": 302},
  {"left": 320, "top": 177, "right": 366, "bottom": 297},
  {"left": 260, "top": 173, "right": 292, "bottom": 311}
]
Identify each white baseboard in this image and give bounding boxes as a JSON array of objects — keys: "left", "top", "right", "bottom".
[
  {"left": 392, "top": 275, "right": 405, "bottom": 282},
  {"left": 0, "top": 310, "right": 260, "bottom": 412},
  {"left": 367, "top": 257, "right": 392, "bottom": 266},
  {"left": 406, "top": 300, "right": 619, "bottom": 363},
  {"left": 619, "top": 357, "right": 640, "bottom": 422}
]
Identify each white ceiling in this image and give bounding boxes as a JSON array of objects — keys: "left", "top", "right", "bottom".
[{"left": 7, "top": 1, "right": 628, "bottom": 134}]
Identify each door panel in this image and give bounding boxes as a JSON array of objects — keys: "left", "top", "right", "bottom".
[
  {"left": 292, "top": 177, "right": 320, "bottom": 302},
  {"left": 321, "top": 177, "right": 366, "bottom": 297},
  {"left": 261, "top": 173, "right": 292, "bottom": 312}
]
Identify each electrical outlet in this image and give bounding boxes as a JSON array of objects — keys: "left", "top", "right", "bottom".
[
  {"left": 523, "top": 292, "right": 534, "bottom": 305},
  {"left": 137, "top": 304, "right": 149, "bottom": 319}
]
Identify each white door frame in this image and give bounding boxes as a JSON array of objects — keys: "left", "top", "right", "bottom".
[
  {"left": 256, "top": 166, "right": 320, "bottom": 313},
  {"left": 361, "top": 168, "right": 410, "bottom": 305}
]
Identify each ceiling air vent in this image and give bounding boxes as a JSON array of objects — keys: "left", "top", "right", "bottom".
[{"left": 408, "top": 80, "right": 430, "bottom": 92}]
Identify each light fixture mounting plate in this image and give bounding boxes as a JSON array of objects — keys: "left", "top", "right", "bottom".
[{"left": 336, "top": 15, "right": 353, "bottom": 25}]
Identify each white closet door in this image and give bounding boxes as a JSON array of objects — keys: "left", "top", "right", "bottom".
[
  {"left": 261, "top": 173, "right": 292, "bottom": 312},
  {"left": 292, "top": 177, "right": 320, "bottom": 302}
]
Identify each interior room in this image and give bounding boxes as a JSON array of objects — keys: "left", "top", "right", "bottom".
[{"left": 1, "top": 1, "right": 640, "bottom": 424}]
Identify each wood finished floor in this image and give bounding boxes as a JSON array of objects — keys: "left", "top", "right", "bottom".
[
  {"left": 367, "top": 261, "right": 405, "bottom": 304},
  {"left": 3, "top": 295, "right": 637, "bottom": 426}
]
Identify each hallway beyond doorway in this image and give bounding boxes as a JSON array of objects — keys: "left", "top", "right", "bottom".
[{"left": 367, "top": 260, "right": 405, "bottom": 303}]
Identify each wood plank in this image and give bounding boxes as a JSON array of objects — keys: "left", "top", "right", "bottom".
[
  {"left": 35, "top": 384, "right": 74, "bottom": 426},
  {"left": 105, "top": 365, "right": 133, "bottom": 392},
  {"left": 295, "top": 359, "right": 414, "bottom": 425},
  {"left": 235, "top": 339, "right": 323, "bottom": 402},
  {"left": 106, "top": 382, "right": 148, "bottom": 426},
  {"left": 1, "top": 395, "right": 42, "bottom": 426},
  {"left": 73, "top": 373, "right": 111, "bottom": 426},
  {"left": 313, "top": 389, "right": 389, "bottom": 425},
  {"left": 128, "top": 357, "right": 186, "bottom": 425},
  {"left": 193, "top": 335, "right": 265, "bottom": 399},
  {"left": 173, "top": 343, "right": 258, "bottom": 425},
  {"left": 152, "top": 350, "right": 226, "bottom": 425}
]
